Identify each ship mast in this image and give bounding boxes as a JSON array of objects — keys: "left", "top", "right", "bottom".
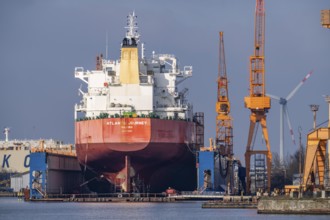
[
  {"left": 3, "top": 127, "right": 10, "bottom": 142},
  {"left": 125, "top": 11, "right": 140, "bottom": 43}
]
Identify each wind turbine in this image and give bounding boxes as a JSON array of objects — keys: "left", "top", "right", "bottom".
[{"left": 267, "top": 70, "right": 313, "bottom": 166}]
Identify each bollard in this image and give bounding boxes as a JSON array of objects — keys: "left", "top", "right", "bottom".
[{"left": 321, "top": 190, "right": 325, "bottom": 198}]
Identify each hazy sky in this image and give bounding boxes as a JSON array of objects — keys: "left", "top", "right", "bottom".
[{"left": 1, "top": 0, "right": 329, "bottom": 164}]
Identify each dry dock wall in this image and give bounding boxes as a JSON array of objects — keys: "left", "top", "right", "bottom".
[
  {"left": 30, "top": 152, "right": 83, "bottom": 199},
  {"left": 258, "top": 197, "right": 330, "bottom": 214}
]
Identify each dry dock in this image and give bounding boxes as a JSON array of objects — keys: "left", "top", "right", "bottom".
[
  {"left": 27, "top": 193, "right": 252, "bottom": 203},
  {"left": 28, "top": 193, "right": 177, "bottom": 202}
]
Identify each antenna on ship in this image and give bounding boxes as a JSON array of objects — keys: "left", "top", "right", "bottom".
[
  {"left": 3, "top": 127, "right": 10, "bottom": 142},
  {"left": 125, "top": 11, "right": 140, "bottom": 43},
  {"left": 141, "top": 42, "right": 145, "bottom": 59},
  {"left": 106, "top": 31, "right": 109, "bottom": 59}
]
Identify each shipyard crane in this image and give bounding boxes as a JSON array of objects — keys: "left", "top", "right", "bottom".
[
  {"left": 244, "top": 0, "right": 272, "bottom": 194},
  {"left": 321, "top": 10, "right": 330, "bottom": 29},
  {"left": 303, "top": 97, "right": 330, "bottom": 191},
  {"left": 302, "top": 14, "right": 330, "bottom": 190},
  {"left": 215, "top": 32, "right": 234, "bottom": 191}
]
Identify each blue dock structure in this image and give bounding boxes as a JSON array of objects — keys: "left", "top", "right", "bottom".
[{"left": 29, "top": 149, "right": 83, "bottom": 199}]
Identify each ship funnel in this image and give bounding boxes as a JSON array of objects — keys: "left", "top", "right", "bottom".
[{"left": 120, "top": 12, "right": 140, "bottom": 84}]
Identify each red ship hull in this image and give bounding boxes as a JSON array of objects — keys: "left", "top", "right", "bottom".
[{"left": 75, "top": 118, "right": 197, "bottom": 192}]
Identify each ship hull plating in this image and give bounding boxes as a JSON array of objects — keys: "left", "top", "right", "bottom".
[{"left": 75, "top": 118, "right": 197, "bottom": 192}]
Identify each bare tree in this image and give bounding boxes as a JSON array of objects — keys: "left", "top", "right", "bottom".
[{"left": 271, "top": 147, "right": 305, "bottom": 190}]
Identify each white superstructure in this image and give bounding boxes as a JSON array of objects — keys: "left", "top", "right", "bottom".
[{"left": 75, "top": 12, "right": 193, "bottom": 121}]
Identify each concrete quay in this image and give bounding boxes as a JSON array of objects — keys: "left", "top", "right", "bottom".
[
  {"left": 202, "top": 196, "right": 257, "bottom": 209},
  {"left": 258, "top": 197, "right": 330, "bottom": 214}
]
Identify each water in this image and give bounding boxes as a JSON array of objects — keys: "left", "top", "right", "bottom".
[{"left": 0, "top": 197, "right": 328, "bottom": 220}]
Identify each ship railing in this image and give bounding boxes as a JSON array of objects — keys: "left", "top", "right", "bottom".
[
  {"left": 155, "top": 105, "right": 189, "bottom": 110},
  {"left": 76, "top": 110, "right": 193, "bottom": 122},
  {"left": 139, "top": 75, "right": 153, "bottom": 85},
  {"left": 155, "top": 54, "right": 175, "bottom": 59},
  {"left": 74, "top": 67, "right": 89, "bottom": 84},
  {"left": 31, "top": 147, "right": 76, "bottom": 157},
  {"left": 74, "top": 67, "right": 84, "bottom": 75},
  {"left": 180, "top": 191, "right": 225, "bottom": 196},
  {"left": 176, "top": 66, "right": 192, "bottom": 85},
  {"left": 75, "top": 104, "right": 86, "bottom": 112}
]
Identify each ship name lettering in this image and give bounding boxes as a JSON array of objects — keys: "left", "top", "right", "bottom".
[
  {"left": 2, "top": 154, "right": 11, "bottom": 168},
  {"left": 24, "top": 155, "right": 30, "bottom": 168},
  {"left": 106, "top": 121, "right": 121, "bottom": 126},
  {"left": 121, "top": 125, "right": 133, "bottom": 129},
  {"left": 134, "top": 121, "right": 147, "bottom": 125}
]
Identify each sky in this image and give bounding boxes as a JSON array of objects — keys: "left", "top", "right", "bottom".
[{"left": 0, "top": 0, "right": 329, "bottom": 165}]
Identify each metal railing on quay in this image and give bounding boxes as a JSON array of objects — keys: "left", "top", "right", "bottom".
[{"left": 46, "top": 192, "right": 167, "bottom": 199}]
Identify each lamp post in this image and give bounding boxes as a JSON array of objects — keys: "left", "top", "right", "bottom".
[
  {"left": 298, "top": 126, "right": 303, "bottom": 198},
  {"left": 309, "top": 104, "right": 319, "bottom": 130}
]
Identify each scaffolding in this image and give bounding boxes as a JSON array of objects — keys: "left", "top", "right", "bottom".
[
  {"left": 194, "top": 112, "right": 205, "bottom": 148},
  {"left": 250, "top": 154, "right": 267, "bottom": 194}
]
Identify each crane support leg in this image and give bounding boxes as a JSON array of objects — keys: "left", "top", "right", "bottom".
[
  {"left": 260, "top": 115, "right": 272, "bottom": 193},
  {"left": 245, "top": 114, "right": 256, "bottom": 194},
  {"left": 303, "top": 127, "right": 328, "bottom": 190},
  {"left": 245, "top": 112, "right": 272, "bottom": 194}
]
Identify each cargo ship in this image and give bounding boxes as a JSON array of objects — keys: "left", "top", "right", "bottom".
[
  {"left": 74, "top": 12, "right": 204, "bottom": 193},
  {"left": 0, "top": 127, "right": 74, "bottom": 192},
  {"left": 0, "top": 128, "right": 73, "bottom": 174}
]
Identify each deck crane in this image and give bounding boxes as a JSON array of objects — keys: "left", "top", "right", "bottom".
[
  {"left": 244, "top": 0, "right": 272, "bottom": 194},
  {"left": 216, "top": 32, "right": 234, "bottom": 191}
]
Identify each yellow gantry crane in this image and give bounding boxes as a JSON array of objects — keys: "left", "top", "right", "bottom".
[
  {"left": 244, "top": 0, "right": 272, "bottom": 194},
  {"left": 302, "top": 11, "right": 330, "bottom": 191},
  {"left": 321, "top": 10, "right": 330, "bottom": 29},
  {"left": 216, "top": 32, "right": 234, "bottom": 191},
  {"left": 303, "top": 124, "right": 329, "bottom": 190}
]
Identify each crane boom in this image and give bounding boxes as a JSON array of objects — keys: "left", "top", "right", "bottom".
[
  {"left": 244, "top": 0, "right": 272, "bottom": 194},
  {"left": 254, "top": 0, "right": 265, "bottom": 57},
  {"left": 215, "top": 31, "right": 234, "bottom": 193},
  {"left": 247, "top": 0, "right": 268, "bottom": 101},
  {"left": 218, "top": 32, "right": 229, "bottom": 106},
  {"left": 216, "top": 32, "right": 233, "bottom": 156}
]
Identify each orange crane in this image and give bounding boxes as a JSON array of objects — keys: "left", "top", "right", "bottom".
[
  {"left": 321, "top": 10, "right": 330, "bottom": 29},
  {"left": 216, "top": 32, "right": 233, "bottom": 157},
  {"left": 216, "top": 32, "right": 233, "bottom": 191},
  {"left": 302, "top": 10, "right": 330, "bottom": 191},
  {"left": 244, "top": 0, "right": 272, "bottom": 194}
]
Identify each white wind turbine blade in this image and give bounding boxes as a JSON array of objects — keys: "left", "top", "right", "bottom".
[
  {"left": 286, "top": 70, "right": 313, "bottom": 101},
  {"left": 266, "top": 93, "right": 280, "bottom": 100},
  {"left": 284, "top": 105, "right": 296, "bottom": 145}
]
